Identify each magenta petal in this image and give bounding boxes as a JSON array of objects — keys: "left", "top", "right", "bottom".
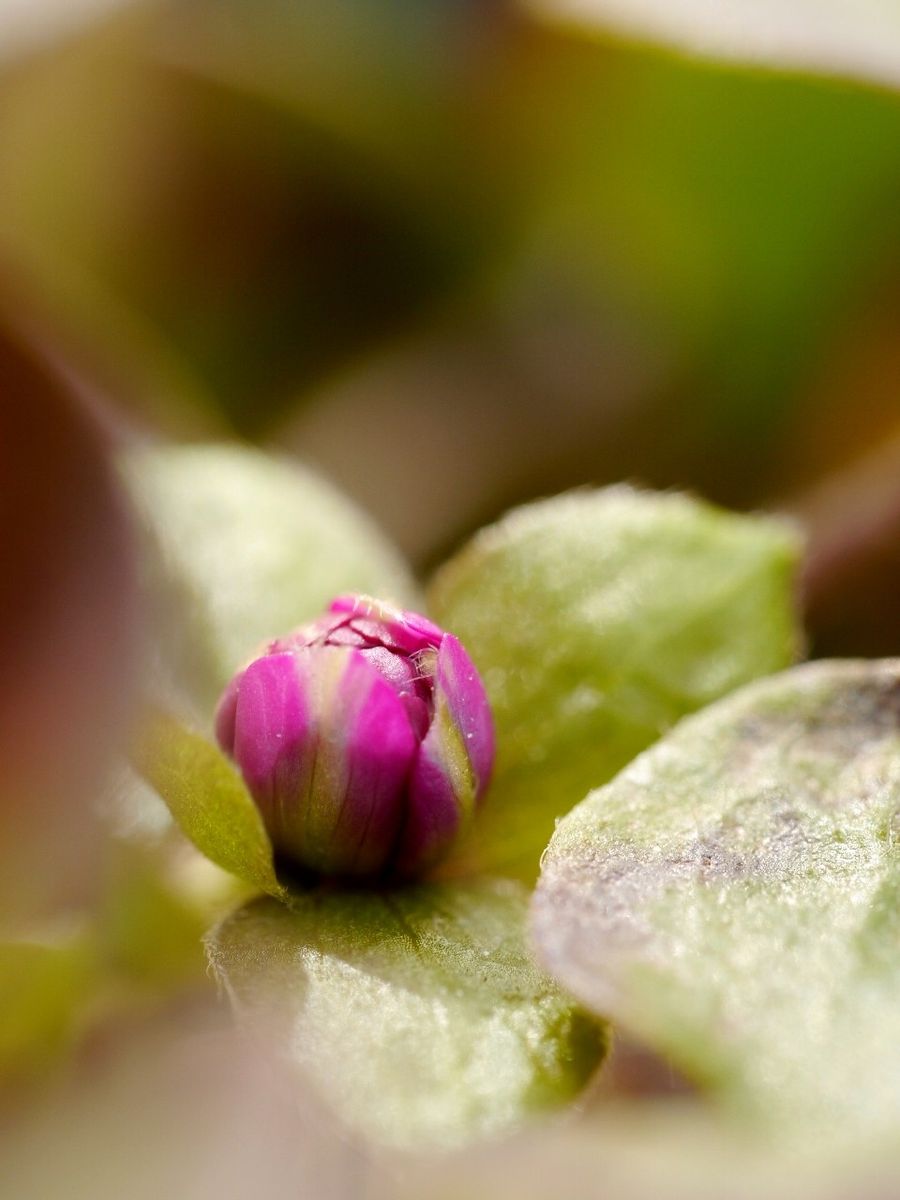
[
  {"left": 230, "top": 652, "right": 313, "bottom": 843},
  {"left": 329, "top": 594, "right": 360, "bottom": 617},
  {"left": 398, "top": 610, "right": 445, "bottom": 651},
  {"left": 360, "top": 645, "right": 419, "bottom": 693},
  {"left": 358, "top": 646, "right": 430, "bottom": 738},
  {"left": 307, "top": 648, "right": 420, "bottom": 873},
  {"left": 395, "top": 738, "right": 465, "bottom": 877},
  {"left": 435, "top": 634, "right": 495, "bottom": 798},
  {"left": 393, "top": 636, "right": 495, "bottom": 875}
]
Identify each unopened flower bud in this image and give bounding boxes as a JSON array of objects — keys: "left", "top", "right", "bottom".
[{"left": 214, "top": 595, "right": 494, "bottom": 879}]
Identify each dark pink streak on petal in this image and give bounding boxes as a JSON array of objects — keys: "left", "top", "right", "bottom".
[
  {"left": 326, "top": 650, "right": 417, "bottom": 876},
  {"left": 267, "top": 610, "right": 352, "bottom": 653},
  {"left": 329, "top": 594, "right": 444, "bottom": 655},
  {"left": 395, "top": 737, "right": 464, "bottom": 877}
]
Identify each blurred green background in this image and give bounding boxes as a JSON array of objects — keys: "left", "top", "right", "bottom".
[{"left": 1, "top": 0, "right": 897, "bottom": 656}]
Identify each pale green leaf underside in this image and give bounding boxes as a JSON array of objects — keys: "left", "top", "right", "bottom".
[
  {"left": 533, "top": 659, "right": 900, "bottom": 1150},
  {"left": 206, "top": 877, "right": 607, "bottom": 1149},
  {"left": 133, "top": 713, "right": 285, "bottom": 899},
  {"left": 429, "top": 487, "right": 801, "bottom": 879},
  {"left": 525, "top": 0, "right": 900, "bottom": 94},
  {"left": 124, "top": 443, "right": 418, "bottom": 713}
]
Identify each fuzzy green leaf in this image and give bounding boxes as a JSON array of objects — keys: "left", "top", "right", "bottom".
[
  {"left": 533, "top": 659, "right": 900, "bottom": 1150},
  {"left": 207, "top": 877, "right": 607, "bottom": 1149},
  {"left": 430, "top": 487, "right": 801, "bottom": 879},
  {"left": 133, "top": 713, "right": 285, "bottom": 899}
]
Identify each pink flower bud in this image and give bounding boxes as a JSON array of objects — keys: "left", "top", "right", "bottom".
[{"left": 215, "top": 596, "right": 494, "bottom": 879}]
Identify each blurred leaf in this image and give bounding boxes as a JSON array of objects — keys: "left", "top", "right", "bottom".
[
  {"left": 793, "top": 428, "right": 900, "bottom": 657},
  {"left": 0, "top": 1023, "right": 352, "bottom": 1200},
  {"left": 97, "top": 843, "right": 222, "bottom": 990},
  {"left": 521, "top": 47, "right": 900, "bottom": 515},
  {"left": 124, "top": 442, "right": 418, "bottom": 714},
  {"left": 525, "top": 0, "right": 900, "bottom": 92},
  {"left": 0, "top": 319, "right": 138, "bottom": 921},
  {"left": 207, "top": 878, "right": 606, "bottom": 1149},
  {"left": 430, "top": 487, "right": 801, "bottom": 879},
  {"left": 0, "top": 935, "right": 95, "bottom": 1081},
  {"left": 133, "top": 713, "right": 285, "bottom": 900},
  {"left": 0, "top": 3, "right": 527, "bottom": 434},
  {"left": 0, "top": 781, "right": 242, "bottom": 1086},
  {"left": 87, "top": 766, "right": 249, "bottom": 1002},
  {"left": 534, "top": 660, "right": 900, "bottom": 1150},
  {"left": 386, "top": 1100, "right": 900, "bottom": 1200}
]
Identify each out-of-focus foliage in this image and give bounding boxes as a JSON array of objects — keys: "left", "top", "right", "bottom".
[
  {"left": 96, "top": 838, "right": 229, "bottom": 991},
  {"left": 797, "top": 430, "right": 900, "bottom": 656},
  {"left": 2, "top": 1018, "right": 897, "bottom": 1200},
  {"left": 525, "top": 0, "right": 900, "bottom": 92},
  {"left": 0, "top": 0, "right": 135, "bottom": 63},
  {"left": 0, "top": 319, "right": 138, "bottom": 922},
  {"left": 1, "top": 2, "right": 898, "bottom": 612},
  {"left": 124, "top": 443, "right": 417, "bottom": 715},
  {"left": 0, "top": 937, "right": 95, "bottom": 1081},
  {"left": 0, "top": 1022, "right": 350, "bottom": 1200},
  {"left": 0, "top": 818, "right": 236, "bottom": 1090},
  {"left": 387, "top": 1102, "right": 900, "bottom": 1200}
]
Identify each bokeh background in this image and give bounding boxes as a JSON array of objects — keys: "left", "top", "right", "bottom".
[
  {"left": 3, "top": 0, "right": 899, "bottom": 645},
  {"left": 1, "top": 2, "right": 898, "bottom": 1197}
]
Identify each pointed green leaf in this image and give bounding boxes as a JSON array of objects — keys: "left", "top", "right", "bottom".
[
  {"left": 133, "top": 713, "right": 285, "bottom": 899},
  {"left": 429, "top": 487, "right": 801, "bottom": 878},
  {"left": 124, "top": 443, "right": 418, "bottom": 712},
  {"left": 534, "top": 659, "right": 900, "bottom": 1150},
  {"left": 206, "top": 877, "right": 606, "bottom": 1148}
]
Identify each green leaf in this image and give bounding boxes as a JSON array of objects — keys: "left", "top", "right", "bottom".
[
  {"left": 133, "top": 713, "right": 285, "bottom": 899},
  {"left": 533, "top": 659, "right": 900, "bottom": 1150},
  {"left": 206, "top": 877, "right": 607, "bottom": 1149},
  {"left": 124, "top": 442, "right": 418, "bottom": 713},
  {"left": 525, "top": 0, "right": 900, "bottom": 93},
  {"left": 429, "top": 487, "right": 801, "bottom": 879}
]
